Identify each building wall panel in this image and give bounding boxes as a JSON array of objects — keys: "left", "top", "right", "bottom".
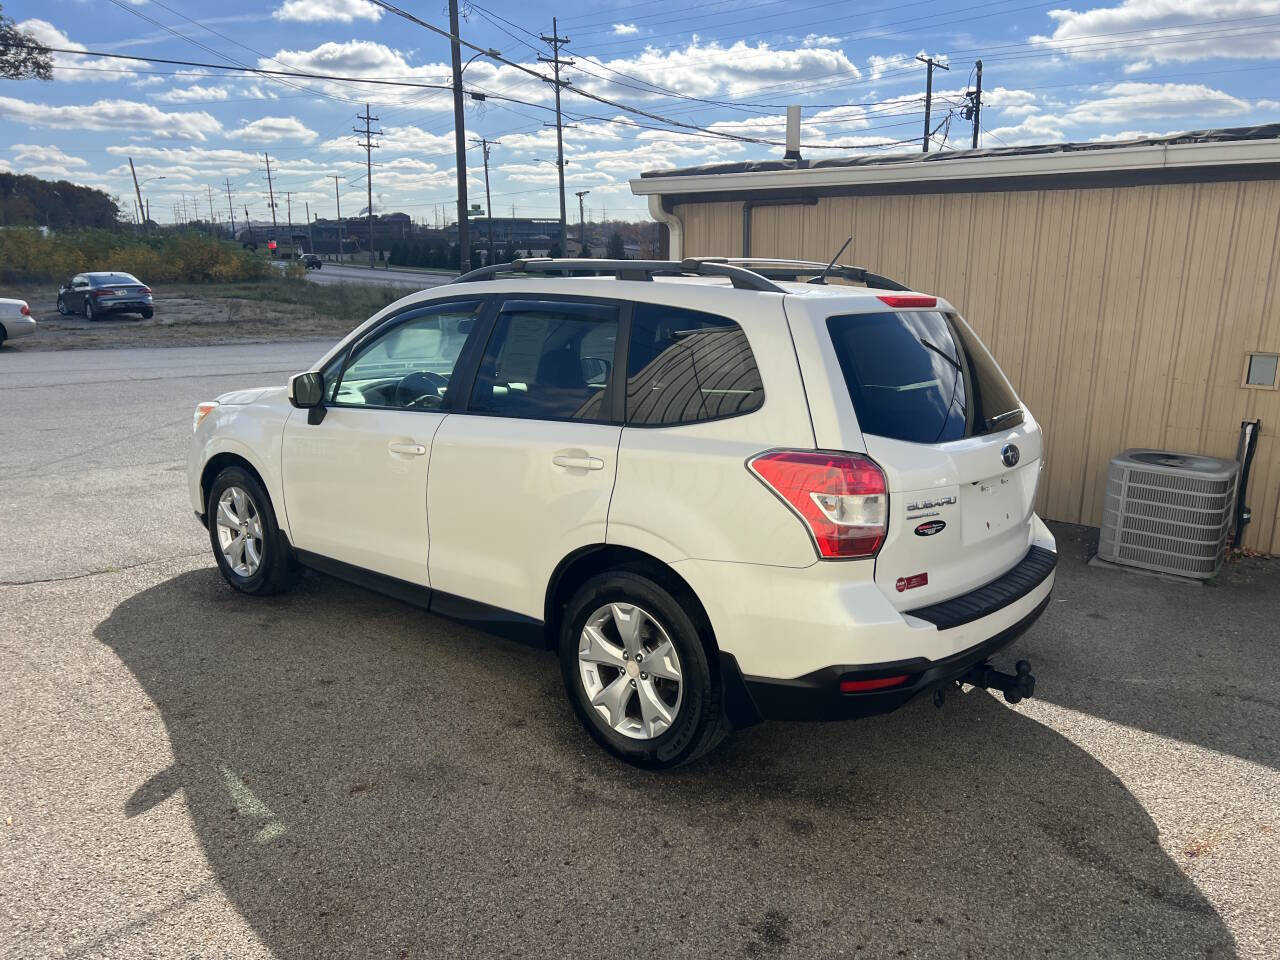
[{"left": 673, "top": 178, "right": 1280, "bottom": 553}]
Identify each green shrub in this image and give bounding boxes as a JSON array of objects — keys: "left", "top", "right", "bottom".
[{"left": 0, "top": 228, "right": 271, "bottom": 285}]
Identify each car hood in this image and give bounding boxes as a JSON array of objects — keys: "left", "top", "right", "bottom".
[{"left": 215, "top": 386, "right": 287, "bottom": 405}]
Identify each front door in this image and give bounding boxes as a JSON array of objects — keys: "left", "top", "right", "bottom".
[
  {"left": 280, "top": 298, "right": 486, "bottom": 585},
  {"left": 427, "top": 297, "right": 623, "bottom": 619}
]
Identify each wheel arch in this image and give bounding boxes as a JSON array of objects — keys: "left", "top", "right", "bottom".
[
  {"left": 201, "top": 452, "right": 270, "bottom": 515},
  {"left": 543, "top": 544, "right": 716, "bottom": 654}
]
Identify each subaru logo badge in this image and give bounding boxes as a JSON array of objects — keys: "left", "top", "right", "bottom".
[{"left": 1001, "top": 443, "right": 1020, "bottom": 468}]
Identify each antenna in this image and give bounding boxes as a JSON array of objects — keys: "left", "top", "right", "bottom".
[{"left": 814, "top": 236, "right": 853, "bottom": 285}]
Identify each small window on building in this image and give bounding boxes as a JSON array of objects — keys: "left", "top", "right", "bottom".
[{"left": 1243, "top": 352, "right": 1279, "bottom": 389}]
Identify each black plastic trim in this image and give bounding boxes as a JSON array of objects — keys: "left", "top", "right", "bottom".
[
  {"left": 736, "top": 591, "right": 1051, "bottom": 722},
  {"left": 905, "top": 545, "right": 1057, "bottom": 630},
  {"left": 294, "top": 549, "right": 545, "bottom": 646}
]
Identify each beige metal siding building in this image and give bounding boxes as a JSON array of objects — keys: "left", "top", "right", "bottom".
[{"left": 631, "top": 129, "right": 1280, "bottom": 555}]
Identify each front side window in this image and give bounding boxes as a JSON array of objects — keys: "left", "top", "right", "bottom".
[
  {"left": 331, "top": 300, "right": 482, "bottom": 410},
  {"left": 827, "top": 310, "right": 1022, "bottom": 445},
  {"left": 626, "top": 303, "right": 763, "bottom": 426},
  {"left": 469, "top": 301, "right": 619, "bottom": 421}
]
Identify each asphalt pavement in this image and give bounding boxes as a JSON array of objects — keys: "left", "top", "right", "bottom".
[
  {"left": 293, "top": 262, "right": 455, "bottom": 289},
  {"left": 1, "top": 342, "right": 1277, "bottom": 959}
]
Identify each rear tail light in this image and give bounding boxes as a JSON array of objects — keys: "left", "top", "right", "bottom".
[
  {"left": 92, "top": 288, "right": 115, "bottom": 297},
  {"left": 877, "top": 294, "right": 937, "bottom": 309},
  {"left": 142, "top": 286, "right": 152, "bottom": 295},
  {"left": 840, "top": 674, "right": 909, "bottom": 694},
  {"left": 19, "top": 303, "right": 29, "bottom": 316},
  {"left": 747, "top": 450, "right": 888, "bottom": 559}
]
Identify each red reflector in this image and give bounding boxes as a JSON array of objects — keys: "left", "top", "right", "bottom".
[
  {"left": 878, "top": 294, "right": 937, "bottom": 309},
  {"left": 748, "top": 450, "right": 888, "bottom": 559},
  {"left": 19, "top": 303, "right": 29, "bottom": 316},
  {"left": 840, "top": 675, "right": 909, "bottom": 694},
  {"left": 895, "top": 572, "right": 928, "bottom": 592},
  {"left": 92, "top": 289, "right": 115, "bottom": 297}
]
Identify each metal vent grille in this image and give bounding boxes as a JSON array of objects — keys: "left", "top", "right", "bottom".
[{"left": 1098, "top": 449, "right": 1238, "bottom": 579}]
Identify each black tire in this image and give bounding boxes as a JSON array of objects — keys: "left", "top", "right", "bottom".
[
  {"left": 141, "top": 308, "right": 154, "bottom": 319},
  {"left": 57, "top": 296, "right": 67, "bottom": 316},
  {"left": 206, "top": 465, "right": 299, "bottom": 596},
  {"left": 84, "top": 297, "right": 95, "bottom": 321},
  {"left": 559, "top": 571, "right": 731, "bottom": 769}
]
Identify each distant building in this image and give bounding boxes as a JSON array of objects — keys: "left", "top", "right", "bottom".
[{"left": 447, "top": 217, "right": 563, "bottom": 249}]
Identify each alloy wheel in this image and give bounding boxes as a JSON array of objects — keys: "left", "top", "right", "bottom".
[
  {"left": 215, "top": 485, "right": 264, "bottom": 577},
  {"left": 578, "top": 602, "right": 684, "bottom": 740}
]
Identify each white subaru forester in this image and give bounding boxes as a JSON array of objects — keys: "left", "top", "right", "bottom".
[{"left": 188, "top": 257, "right": 1056, "bottom": 768}]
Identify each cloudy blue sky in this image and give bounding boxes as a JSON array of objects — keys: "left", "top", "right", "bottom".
[{"left": 4, "top": 0, "right": 1280, "bottom": 226}]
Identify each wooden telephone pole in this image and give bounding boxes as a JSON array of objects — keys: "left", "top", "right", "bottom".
[{"left": 917, "top": 55, "right": 950, "bottom": 153}]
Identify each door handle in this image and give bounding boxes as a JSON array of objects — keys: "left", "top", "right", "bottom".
[
  {"left": 388, "top": 441, "right": 427, "bottom": 456},
  {"left": 553, "top": 454, "right": 605, "bottom": 471}
]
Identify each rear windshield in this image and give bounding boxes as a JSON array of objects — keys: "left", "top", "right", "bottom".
[
  {"left": 92, "top": 274, "right": 139, "bottom": 285},
  {"left": 826, "top": 310, "right": 1023, "bottom": 444}
]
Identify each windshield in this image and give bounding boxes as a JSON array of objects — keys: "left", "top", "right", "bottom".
[{"left": 827, "top": 310, "right": 1023, "bottom": 444}]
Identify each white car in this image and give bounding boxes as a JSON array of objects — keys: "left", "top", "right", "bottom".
[
  {"left": 188, "top": 257, "right": 1056, "bottom": 768},
  {"left": 0, "top": 297, "right": 36, "bottom": 346}
]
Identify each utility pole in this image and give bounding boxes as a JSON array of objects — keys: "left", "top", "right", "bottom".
[
  {"left": 575, "top": 190, "right": 589, "bottom": 252},
  {"left": 916, "top": 55, "right": 949, "bottom": 153},
  {"left": 224, "top": 178, "right": 236, "bottom": 237},
  {"left": 305, "top": 201, "right": 314, "bottom": 254},
  {"left": 145, "top": 198, "right": 150, "bottom": 227},
  {"left": 262, "top": 153, "right": 278, "bottom": 230},
  {"left": 355, "top": 104, "right": 381, "bottom": 270},
  {"left": 284, "top": 191, "right": 293, "bottom": 239},
  {"left": 967, "top": 59, "right": 983, "bottom": 149},
  {"left": 539, "top": 18, "right": 571, "bottom": 254},
  {"left": 333, "top": 175, "right": 344, "bottom": 261},
  {"left": 471, "top": 137, "right": 498, "bottom": 264},
  {"left": 448, "top": 0, "right": 470, "bottom": 273},
  {"left": 244, "top": 206, "right": 254, "bottom": 245},
  {"left": 206, "top": 184, "right": 216, "bottom": 237},
  {"left": 128, "top": 157, "right": 149, "bottom": 239}
]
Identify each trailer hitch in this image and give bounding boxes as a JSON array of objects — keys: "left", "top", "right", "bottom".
[{"left": 961, "top": 659, "right": 1036, "bottom": 704}]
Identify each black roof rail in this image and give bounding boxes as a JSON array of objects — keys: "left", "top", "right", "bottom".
[
  {"left": 720, "top": 258, "right": 911, "bottom": 291},
  {"left": 451, "top": 257, "right": 785, "bottom": 292}
]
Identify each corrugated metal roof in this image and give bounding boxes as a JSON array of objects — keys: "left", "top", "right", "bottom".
[{"left": 638, "top": 123, "right": 1280, "bottom": 180}]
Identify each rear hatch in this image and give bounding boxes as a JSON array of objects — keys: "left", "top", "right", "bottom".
[{"left": 824, "top": 305, "right": 1042, "bottom": 611}]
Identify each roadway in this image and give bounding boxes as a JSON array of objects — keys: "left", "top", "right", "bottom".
[{"left": 290, "top": 261, "right": 455, "bottom": 289}]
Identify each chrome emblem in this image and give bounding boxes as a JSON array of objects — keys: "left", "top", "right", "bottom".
[
  {"left": 906, "top": 495, "right": 956, "bottom": 512},
  {"left": 1001, "top": 443, "right": 1020, "bottom": 468}
]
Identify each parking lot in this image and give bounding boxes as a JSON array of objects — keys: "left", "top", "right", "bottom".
[{"left": 1, "top": 342, "right": 1277, "bottom": 959}]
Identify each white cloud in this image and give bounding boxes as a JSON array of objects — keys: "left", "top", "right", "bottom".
[
  {"left": 16, "top": 19, "right": 135, "bottom": 82},
  {"left": 1031, "top": 0, "right": 1280, "bottom": 65},
  {"left": 867, "top": 53, "right": 910, "bottom": 81},
  {"left": 230, "top": 116, "right": 318, "bottom": 143},
  {"left": 803, "top": 34, "right": 841, "bottom": 48},
  {"left": 12, "top": 144, "right": 87, "bottom": 169},
  {"left": 107, "top": 145, "right": 262, "bottom": 168},
  {"left": 319, "top": 123, "right": 456, "bottom": 155},
  {"left": 613, "top": 23, "right": 639, "bottom": 36},
  {"left": 0, "top": 96, "right": 220, "bottom": 140},
  {"left": 1062, "top": 81, "right": 1250, "bottom": 125},
  {"left": 272, "top": 0, "right": 382, "bottom": 23},
  {"left": 153, "top": 85, "right": 230, "bottom": 103}
]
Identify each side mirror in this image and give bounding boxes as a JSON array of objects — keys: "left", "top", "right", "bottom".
[{"left": 288, "top": 371, "right": 324, "bottom": 409}]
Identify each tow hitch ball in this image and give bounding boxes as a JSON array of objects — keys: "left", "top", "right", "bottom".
[{"left": 959, "top": 659, "right": 1036, "bottom": 705}]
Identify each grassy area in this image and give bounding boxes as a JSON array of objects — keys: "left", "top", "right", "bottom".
[{"left": 164, "top": 278, "right": 418, "bottom": 324}]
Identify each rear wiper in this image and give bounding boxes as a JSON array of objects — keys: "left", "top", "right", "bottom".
[
  {"left": 985, "top": 409, "right": 1023, "bottom": 430},
  {"left": 920, "top": 338, "right": 961, "bottom": 371}
]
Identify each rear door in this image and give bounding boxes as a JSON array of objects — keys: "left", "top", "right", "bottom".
[
  {"left": 822, "top": 306, "right": 1042, "bottom": 609},
  {"left": 426, "top": 297, "right": 623, "bottom": 620}
]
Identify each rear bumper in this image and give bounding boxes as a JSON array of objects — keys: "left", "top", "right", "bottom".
[
  {"left": 728, "top": 592, "right": 1050, "bottom": 723},
  {"left": 97, "top": 299, "right": 152, "bottom": 312},
  {"left": 720, "top": 542, "right": 1057, "bottom": 724},
  {"left": 1, "top": 317, "right": 36, "bottom": 339}
]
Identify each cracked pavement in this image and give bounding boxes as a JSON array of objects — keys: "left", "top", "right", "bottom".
[{"left": 1, "top": 342, "right": 1277, "bottom": 959}]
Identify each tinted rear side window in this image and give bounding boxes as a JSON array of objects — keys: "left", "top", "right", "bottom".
[
  {"left": 626, "top": 303, "right": 763, "bottom": 426},
  {"left": 827, "top": 310, "right": 1022, "bottom": 444}
]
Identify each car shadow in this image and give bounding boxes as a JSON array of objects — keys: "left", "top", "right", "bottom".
[
  {"left": 96, "top": 568, "right": 1236, "bottom": 959},
  {"left": 1025, "top": 523, "right": 1279, "bottom": 771}
]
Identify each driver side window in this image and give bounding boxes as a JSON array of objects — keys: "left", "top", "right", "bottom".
[{"left": 331, "top": 300, "right": 482, "bottom": 411}]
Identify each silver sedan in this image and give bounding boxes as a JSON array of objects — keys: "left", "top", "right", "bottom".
[{"left": 0, "top": 297, "right": 35, "bottom": 346}]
